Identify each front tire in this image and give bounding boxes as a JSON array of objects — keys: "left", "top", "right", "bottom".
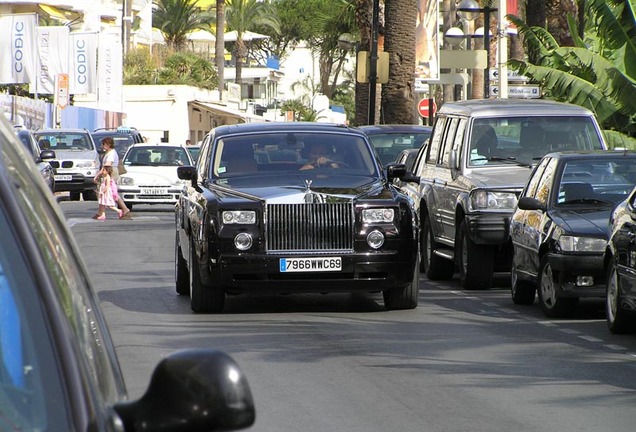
[
  {"left": 383, "top": 256, "right": 420, "bottom": 310},
  {"left": 189, "top": 238, "right": 224, "bottom": 313},
  {"left": 421, "top": 214, "right": 454, "bottom": 280},
  {"left": 175, "top": 230, "right": 189, "bottom": 295},
  {"left": 69, "top": 191, "right": 81, "bottom": 201},
  {"left": 606, "top": 258, "right": 635, "bottom": 334},
  {"left": 511, "top": 257, "right": 536, "bottom": 305},
  {"left": 538, "top": 255, "right": 578, "bottom": 318},
  {"left": 457, "top": 219, "right": 493, "bottom": 290},
  {"left": 82, "top": 189, "right": 97, "bottom": 201}
]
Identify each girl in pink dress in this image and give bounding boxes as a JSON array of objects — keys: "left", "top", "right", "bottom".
[{"left": 92, "top": 166, "right": 123, "bottom": 220}]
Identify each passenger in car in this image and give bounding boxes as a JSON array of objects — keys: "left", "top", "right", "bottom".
[{"left": 470, "top": 125, "right": 498, "bottom": 165}]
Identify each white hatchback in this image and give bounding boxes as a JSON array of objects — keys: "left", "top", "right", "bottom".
[{"left": 118, "top": 143, "right": 193, "bottom": 209}]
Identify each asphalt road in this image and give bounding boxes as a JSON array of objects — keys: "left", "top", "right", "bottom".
[{"left": 62, "top": 200, "right": 636, "bottom": 432}]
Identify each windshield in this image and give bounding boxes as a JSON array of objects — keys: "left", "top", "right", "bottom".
[
  {"left": 367, "top": 132, "right": 431, "bottom": 166},
  {"left": 555, "top": 157, "right": 636, "bottom": 206},
  {"left": 124, "top": 146, "right": 190, "bottom": 166},
  {"left": 468, "top": 116, "right": 604, "bottom": 167},
  {"left": 92, "top": 133, "right": 135, "bottom": 159},
  {"left": 210, "top": 132, "right": 379, "bottom": 178},
  {"left": 34, "top": 132, "right": 94, "bottom": 151}
]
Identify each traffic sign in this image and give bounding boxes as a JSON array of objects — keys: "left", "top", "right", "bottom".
[
  {"left": 490, "top": 84, "right": 541, "bottom": 99},
  {"left": 418, "top": 98, "right": 437, "bottom": 118},
  {"left": 489, "top": 69, "right": 529, "bottom": 82}
]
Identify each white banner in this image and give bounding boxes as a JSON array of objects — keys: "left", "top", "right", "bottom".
[
  {"left": 30, "top": 26, "right": 70, "bottom": 95},
  {"left": 69, "top": 32, "right": 98, "bottom": 95},
  {"left": 97, "top": 32, "right": 123, "bottom": 111},
  {"left": 0, "top": 14, "right": 38, "bottom": 84}
]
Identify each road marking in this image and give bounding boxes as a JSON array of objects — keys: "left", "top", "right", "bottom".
[
  {"left": 604, "top": 344, "right": 628, "bottom": 351},
  {"left": 578, "top": 335, "right": 603, "bottom": 343}
]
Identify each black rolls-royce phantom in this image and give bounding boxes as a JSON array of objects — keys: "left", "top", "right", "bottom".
[{"left": 174, "top": 122, "right": 420, "bottom": 313}]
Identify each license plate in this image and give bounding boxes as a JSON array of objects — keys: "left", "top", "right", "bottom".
[
  {"left": 140, "top": 188, "right": 168, "bottom": 195},
  {"left": 279, "top": 257, "right": 341, "bottom": 272},
  {"left": 54, "top": 175, "right": 72, "bottom": 181}
]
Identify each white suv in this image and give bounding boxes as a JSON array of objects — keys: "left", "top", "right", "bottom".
[{"left": 33, "top": 128, "right": 100, "bottom": 201}]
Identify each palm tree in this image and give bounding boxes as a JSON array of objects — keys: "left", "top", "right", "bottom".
[
  {"left": 225, "top": 0, "right": 280, "bottom": 85},
  {"left": 215, "top": 0, "right": 226, "bottom": 99},
  {"left": 382, "top": 0, "right": 417, "bottom": 124},
  {"left": 154, "top": 0, "right": 215, "bottom": 51},
  {"left": 508, "top": 0, "right": 636, "bottom": 147}
]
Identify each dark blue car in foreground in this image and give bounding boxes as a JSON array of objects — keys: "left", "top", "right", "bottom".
[{"left": 510, "top": 151, "right": 636, "bottom": 318}]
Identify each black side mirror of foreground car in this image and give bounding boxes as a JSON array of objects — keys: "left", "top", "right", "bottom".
[
  {"left": 518, "top": 196, "right": 546, "bottom": 212},
  {"left": 387, "top": 163, "right": 420, "bottom": 184},
  {"left": 177, "top": 165, "right": 203, "bottom": 192},
  {"left": 113, "top": 349, "right": 255, "bottom": 432}
]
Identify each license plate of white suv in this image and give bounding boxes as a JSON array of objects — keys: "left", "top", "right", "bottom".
[
  {"left": 141, "top": 188, "right": 168, "bottom": 195},
  {"left": 279, "top": 257, "right": 341, "bottom": 272},
  {"left": 54, "top": 175, "right": 72, "bottom": 181}
]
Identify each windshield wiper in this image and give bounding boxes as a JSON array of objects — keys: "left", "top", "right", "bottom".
[
  {"left": 487, "top": 156, "right": 533, "bottom": 168},
  {"left": 561, "top": 198, "right": 615, "bottom": 205}
]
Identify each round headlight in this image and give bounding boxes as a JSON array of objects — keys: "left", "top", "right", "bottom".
[
  {"left": 367, "top": 230, "right": 385, "bottom": 249},
  {"left": 234, "top": 232, "right": 253, "bottom": 250}
]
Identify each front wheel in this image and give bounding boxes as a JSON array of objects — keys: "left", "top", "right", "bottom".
[
  {"left": 421, "top": 214, "right": 454, "bottom": 280},
  {"left": 538, "top": 255, "right": 578, "bottom": 318},
  {"left": 383, "top": 257, "right": 420, "bottom": 310},
  {"left": 511, "top": 257, "right": 536, "bottom": 305},
  {"left": 175, "top": 230, "right": 189, "bottom": 295},
  {"left": 189, "top": 238, "right": 224, "bottom": 313},
  {"left": 457, "top": 220, "right": 493, "bottom": 290},
  {"left": 606, "top": 258, "right": 635, "bottom": 334},
  {"left": 82, "top": 189, "right": 97, "bottom": 201}
]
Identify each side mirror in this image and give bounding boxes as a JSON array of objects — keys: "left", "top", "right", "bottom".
[
  {"left": 114, "top": 349, "right": 255, "bottom": 432},
  {"left": 40, "top": 149, "right": 56, "bottom": 160},
  {"left": 518, "top": 196, "right": 545, "bottom": 212},
  {"left": 450, "top": 149, "right": 460, "bottom": 170},
  {"left": 177, "top": 165, "right": 202, "bottom": 193}
]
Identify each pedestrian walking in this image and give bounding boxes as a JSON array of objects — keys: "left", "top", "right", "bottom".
[
  {"left": 92, "top": 166, "right": 122, "bottom": 220},
  {"left": 100, "top": 137, "right": 131, "bottom": 219}
]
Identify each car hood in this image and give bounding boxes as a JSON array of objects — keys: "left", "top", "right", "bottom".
[
  {"left": 549, "top": 208, "right": 613, "bottom": 238},
  {"left": 122, "top": 166, "right": 181, "bottom": 185},
  {"left": 462, "top": 166, "right": 534, "bottom": 189},
  {"left": 210, "top": 174, "right": 389, "bottom": 203},
  {"left": 53, "top": 149, "right": 97, "bottom": 160}
]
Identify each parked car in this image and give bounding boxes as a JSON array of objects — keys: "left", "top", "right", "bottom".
[
  {"left": 0, "top": 115, "right": 255, "bottom": 431},
  {"left": 402, "top": 99, "right": 608, "bottom": 289},
  {"left": 33, "top": 128, "right": 101, "bottom": 201},
  {"left": 604, "top": 183, "right": 636, "bottom": 333},
  {"left": 175, "top": 122, "right": 420, "bottom": 313},
  {"left": 118, "top": 142, "right": 194, "bottom": 210},
  {"left": 359, "top": 124, "right": 432, "bottom": 167},
  {"left": 91, "top": 126, "right": 145, "bottom": 159},
  {"left": 13, "top": 126, "right": 56, "bottom": 191},
  {"left": 510, "top": 151, "right": 636, "bottom": 317}
]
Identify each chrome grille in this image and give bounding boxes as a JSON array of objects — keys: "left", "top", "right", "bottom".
[{"left": 266, "top": 203, "right": 354, "bottom": 253}]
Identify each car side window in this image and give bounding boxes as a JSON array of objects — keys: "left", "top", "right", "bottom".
[
  {"left": 531, "top": 158, "right": 558, "bottom": 205},
  {"left": 426, "top": 116, "right": 446, "bottom": 165},
  {"left": 440, "top": 117, "right": 460, "bottom": 167}
]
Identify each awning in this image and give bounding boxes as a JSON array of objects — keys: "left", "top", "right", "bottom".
[
  {"left": 191, "top": 101, "right": 268, "bottom": 124},
  {"left": 38, "top": 4, "right": 80, "bottom": 24}
]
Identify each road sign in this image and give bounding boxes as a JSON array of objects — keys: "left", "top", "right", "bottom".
[
  {"left": 55, "top": 74, "right": 69, "bottom": 109},
  {"left": 418, "top": 98, "right": 437, "bottom": 118},
  {"left": 490, "top": 84, "right": 541, "bottom": 99},
  {"left": 489, "top": 69, "right": 529, "bottom": 82}
]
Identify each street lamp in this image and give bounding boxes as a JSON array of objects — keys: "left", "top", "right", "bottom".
[{"left": 457, "top": 0, "right": 497, "bottom": 98}]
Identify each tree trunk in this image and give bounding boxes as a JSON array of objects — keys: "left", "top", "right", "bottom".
[
  {"left": 526, "top": 0, "right": 546, "bottom": 64},
  {"left": 215, "top": 0, "right": 225, "bottom": 100},
  {"left": 354, "top": 0, "right": 372, "bottom": 126},
  {"left": 234, "top": 39, "right": 247, "bottom": 85},
  {"left": 382, "top": 0, "right": 417, "bottom": 124}
]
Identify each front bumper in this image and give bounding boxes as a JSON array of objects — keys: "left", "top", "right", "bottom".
[
  {"left": 216, "top": 253, "right": 418, "bottom": 294},
  {"left": 465, "top": 213, "right": 511, "bottom": 245},
  {"left": 549, "top": 252, "right": 605, "bottom": 298},
  {"left": 53, "top": 173, "right": 97, "bottom": 193},
  {"left": 118, "top": 186, "right": 182, "bottom": 205}
]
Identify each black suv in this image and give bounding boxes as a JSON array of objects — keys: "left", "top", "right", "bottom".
[
  {"left": 402, "top": 99, "right": 608, "bottom": 289},
  {"left": 91, "top": 126, "right": 144, "bottom": 158}
]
